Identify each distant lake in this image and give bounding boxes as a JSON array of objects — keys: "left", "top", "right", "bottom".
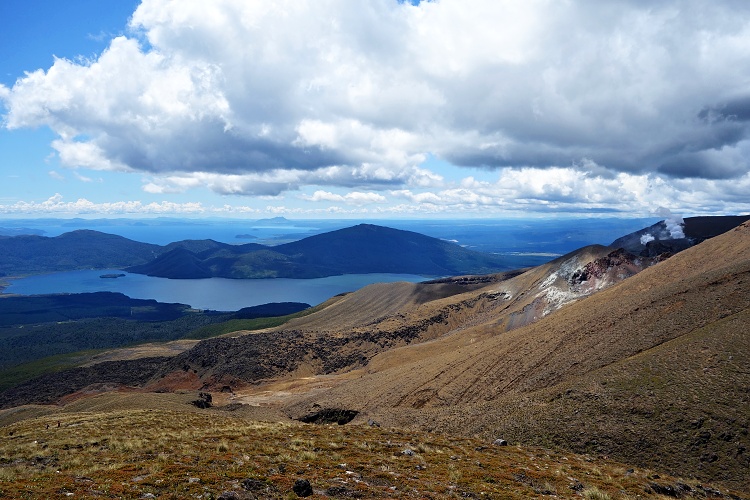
[{"left": 3, "top": 270, "right": 427, "bottom": 311}]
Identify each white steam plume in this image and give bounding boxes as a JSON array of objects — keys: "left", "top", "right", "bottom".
[
  {"left": 655, "top": 207, "right": 685, "bottom": 239},
  {"left": 640, "top": 233, "right": 655, "bottom": 245}
]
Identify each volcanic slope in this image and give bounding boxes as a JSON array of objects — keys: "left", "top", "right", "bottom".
[
  {"left": 0, "top": 245, "right": 645, "bottom": 408},
  {"left": 152, "top": 245, "right": 656, "bottom": 392},
  {"left": 284, "top": 221, "right": 750, "bottom": 491}
]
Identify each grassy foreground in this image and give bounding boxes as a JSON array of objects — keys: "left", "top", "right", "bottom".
[{"left": 1, "top": 405, "right": 743, "bottom": 499}]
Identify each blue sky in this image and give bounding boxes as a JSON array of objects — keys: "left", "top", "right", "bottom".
[{"left": 2, "top": 0, "right": 750, "bottom": 219}]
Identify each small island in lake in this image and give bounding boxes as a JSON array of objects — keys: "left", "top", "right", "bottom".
[{"left": 99, "top": 273, "right": 126, "bottom": 279}]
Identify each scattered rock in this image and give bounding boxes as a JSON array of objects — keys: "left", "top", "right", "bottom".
[
  {"left": 402, "top": 448, "right": 415, "bottom": 456},
  {"left": 191, "top": 392, "right": 212, "bottom": 409},
  {"left": 298, "top": 408, "right": 358, "bottom": 425},
  {"left": 367, "top": 419, "right": 381, "bottom": 427},
  {"left": 187, "top": 477, "right": 200, "bottom": 484},
  {"left": 292, "top": 479, "right": 313, "bottom": 497},
  {"left": 493, "top": 439, "right": 508, "bottom": 446},
  {"left": 694, "top": 430, "right": 712, "bottom": 445},
  {"left": 457, "top": 490, "right": 480, "bottom": 498},
  {"left": 569, "top": 480, "right": 584, "bottom": 492},
  {"left": 241, "top": 477, "right": 275, "bottom": 494},
  {"left": 648, "top": 482, "right": 690, "bottom": 498},
  {"left": 696, "top": 484, "right": 724, "bottom": 497},
  {"left": 217, "top": 492, "right": 240, "bottom": 500},
  {"left": 217, "top": 403, "right": 247, "bottom": 412},
  {"left": 325, "top": 485, "right": 363, "bottom": 498}
]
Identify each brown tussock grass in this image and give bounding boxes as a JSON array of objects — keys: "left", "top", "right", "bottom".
[{"left": 1, "top": 404, "right": 743, "bottom": 499}]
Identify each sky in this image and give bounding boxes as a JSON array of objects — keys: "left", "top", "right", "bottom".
[{"left": 1, "top": 0, "right": 750, "bottom": 219}]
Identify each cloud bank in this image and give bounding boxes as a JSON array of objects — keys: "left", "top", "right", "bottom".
[{"left": 2, "top": 0, "right": 750, "bottom": 214}]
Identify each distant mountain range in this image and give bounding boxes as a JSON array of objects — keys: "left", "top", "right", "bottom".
[
  {"left": 129, "top": 224, "right": 513, "bottom": 279},
  {"left": 0, "top": 224, "right": 511, "bottom": 278}
]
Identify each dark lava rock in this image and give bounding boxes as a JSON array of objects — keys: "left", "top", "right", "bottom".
[
  {"left": 298, "top": 408, "right": 358, "bottom": 425},
  {"left": 292, "top": 479, "right": 313, "bottom": 497},
  {"left": 649, "top": 482, "right": 685, "bottom": 497},
  {"left": 697, "top": 484, "right": 724, "bottom": 497},
  {"left": 191, "top": 392, "right": 212, "bottom": 409},
  {"left": 569, "top": 480, "right": 584, "bottom": 492},
  {"left": 241, "top": 477, "right": 276, "bottom": 495},
  {"left": 325, "top": 485, "right": 363, "bottom": 498},
  {"left": 217, "top": 492, "right": 240, "bottom": 500}
]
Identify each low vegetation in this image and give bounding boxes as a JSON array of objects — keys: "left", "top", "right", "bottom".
[
  {"left": 186, "top": 301, "right": 330, "bottom": 340},
  {"left": 1, "top": 402, "right": 736, "bottom": 499},
  {"left": 0, "top": 351, "right": 88, "bottom": 395},
  {"left": 0, "top": 296, "right": 310, "bottom": 391}
]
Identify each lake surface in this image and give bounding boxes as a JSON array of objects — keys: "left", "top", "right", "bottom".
[{"left": 3, "top": 270, "right": 427, "bottom": 311}]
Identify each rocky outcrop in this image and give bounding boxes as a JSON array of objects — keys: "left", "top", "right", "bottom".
[
  {"left": 0, "top": 357, "right": 169, "bottom": 408},
  {"left": 298, "top": 408, "right": 358, "bottom": 425},
  {"left": 611, "top": 215, "right": 750, "bottom": 257}
]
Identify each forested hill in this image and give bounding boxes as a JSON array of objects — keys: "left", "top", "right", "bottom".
[
  {"left": 0, "top": 230, "right": 161, "bottom": 276},
  {"left": 0, "top": 224, "right": 509, "bottom": 279},
  {"left": 127, "top": 224, "right": 510, "bottom": 279},
  {"left": 0, "top": 230, "right": 262, "bottom": 276}
]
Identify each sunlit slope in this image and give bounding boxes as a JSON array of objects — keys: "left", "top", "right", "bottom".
[
  {"left": 281, "top": 271, "right": 523, "bottom": 333},
  {"left": 5, "top": 402, "right": 745, "bottom": 499},
  {"left": 285, "top": 221, "right": 750, "bottom": 489},
  {"left": 0, "top": 243, "right": 653, "bottom": 407}
]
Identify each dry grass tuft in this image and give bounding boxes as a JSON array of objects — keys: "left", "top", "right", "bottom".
[{"left": 582, "top": 486, "right": 612, "bottom": 499}]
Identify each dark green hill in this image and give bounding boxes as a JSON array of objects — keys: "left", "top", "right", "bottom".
[
  {"left": 0, "top": 231, "right": 269, "bottom": 277},
  {"left": 0, "top": 224, "right": 509, "bottom": 279},
  {"left": 275, "top": 224, "right": 506, "bottom": 276},
  {"left": 0, "top": 230, "right": 161, "bottom": 276},
  {"left": 127, "top": 224, "right": 510, "bottom": 279},
  {"left": 133, "top": 247, "right": 214, "bottom": 279},
  {"left": 164, "top": 239, "right": 266, "bottom": 256}
]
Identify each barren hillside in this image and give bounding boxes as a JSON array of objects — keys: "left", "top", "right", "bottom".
[{"left": 284, "top": 221, "right": 750, "bottom": 489}]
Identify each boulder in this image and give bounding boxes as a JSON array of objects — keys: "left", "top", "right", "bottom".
[{"left": 292, "top": 479, "right": 313, "bottom": 497}]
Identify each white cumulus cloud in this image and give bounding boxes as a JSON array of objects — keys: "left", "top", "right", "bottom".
[
  {"left": 0, "top": 194, "right": 207, "bottom": 215},
  {"left": 303, "top": 190, "right": 386, "bottom": 205},
  {"left": 1, "top": 0, "right": 750, "bottom": 214}
]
